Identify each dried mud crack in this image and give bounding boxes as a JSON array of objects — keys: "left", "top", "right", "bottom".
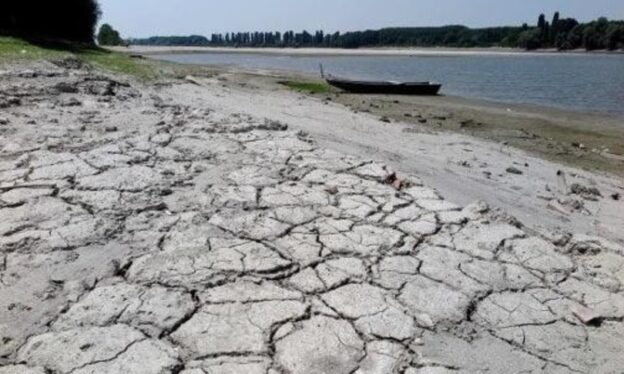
[{"left": 1, "top": 61, "right": 623, "bottom": 374}]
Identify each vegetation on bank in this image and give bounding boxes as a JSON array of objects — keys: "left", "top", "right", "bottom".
[
  {"left": 279, "top": 80, "right": 333, "bottom": 94},
  {"left": 0, "top": 37, "right": 66, "bottom": 60},
  {"left": 0, "top": 37, "right": 161, "bottom": 80},
  {"left": 128, "top": 35, "right": 213, "bottom": 47},
  {"left": 517, "top": 13, "right": 624, "bottom": 50},
  {"left": 130, "top": 12, "right": 624, "bottom": 51},
  {"left": 0, "top": 0, "right": 161, "bottom": 80},
  {"left": 78, "top": 48, "right": 161, "bottom": 79}
]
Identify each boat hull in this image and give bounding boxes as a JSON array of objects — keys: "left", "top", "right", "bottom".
[{"left": 326, "top": 78, "right": 441, "bottom": 95}]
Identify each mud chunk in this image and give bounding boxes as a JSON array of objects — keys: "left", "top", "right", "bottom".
[{"left": 275, "top": 316, "right": 365, "bottom": 374}]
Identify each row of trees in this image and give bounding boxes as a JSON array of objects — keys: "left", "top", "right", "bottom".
[
  {"left": 517, "top": 13, "right": 624, "bottom": 50},
  {"left": 6, "top": 3, "right": 617, "bottom": 52},
  {"left": 0, "top": 0, "right": 100, "bottom": 43},
  {"left": 130, "top": 13, "right": 624, "bottom": 51},
  {"left": 127, "top": 35, "right": 210, "bottom": 46}
]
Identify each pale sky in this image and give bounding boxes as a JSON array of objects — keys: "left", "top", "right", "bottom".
[{"left": 98, "top": 0, "right": 624, "bottom": 38}]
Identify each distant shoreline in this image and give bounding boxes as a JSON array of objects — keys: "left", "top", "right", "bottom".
[{"left": 110, "top": 45, "right": 624, "bottom": 57}]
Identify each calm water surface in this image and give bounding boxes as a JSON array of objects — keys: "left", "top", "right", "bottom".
[{"left": 155, "top": 52, "right": 624, "bottom": 116}]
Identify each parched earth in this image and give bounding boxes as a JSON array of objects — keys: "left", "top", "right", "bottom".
[{"left": 1, "top": 61, "right": 624, "bottom": 374}]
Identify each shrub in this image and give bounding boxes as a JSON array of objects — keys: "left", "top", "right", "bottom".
[{"left": 97, "top": 23, "right": 123, "bottom": 46}]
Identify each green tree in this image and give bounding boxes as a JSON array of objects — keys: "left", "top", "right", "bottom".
[
  {"left": 554, "top": 18, "right": 580, "bottom": 49},
  {"left": 582, "top": 18, "right": 609, "bottom": 50},
  {"left": 537, "top": 14, "right": 547, "bottom": 44},
  {"left": 605, "top": 24, "right": 624, "bottom": 50},
  {"left": 97, "top": 23, "right": 123, "bottom": 45},
  {"left": 518, "top": 29, "right": 542, "bottom": 50},
  {"left": 566, "top": 24, "right": 584, "bottom": 49}
]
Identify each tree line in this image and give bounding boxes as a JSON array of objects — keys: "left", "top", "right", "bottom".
[
  {"left": 129, "top": 12, "right": 624, "bottom": 51},
  {"left": 517, "top": 13, "right": 624, "bottom": 50},
  {"left": 3, "top": 3, "right": 621, "bottom": 52}
]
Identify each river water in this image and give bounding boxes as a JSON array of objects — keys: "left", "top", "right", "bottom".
[{"left": 155, "top": 52, "right": 624, "bottom": 115}]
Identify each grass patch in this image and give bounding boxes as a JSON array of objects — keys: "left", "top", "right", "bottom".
[
  {"left": 279, "top": 80, "right": 333, "bottom": 94},
  {"left": 0, "top": 36, "right": 161, "bottom": 80},
  {"left": 78, "top": 49, "right": 161, "bottom": 80},
  {"left": 0, "top": 36, "right": 67, "bottom": 61}
]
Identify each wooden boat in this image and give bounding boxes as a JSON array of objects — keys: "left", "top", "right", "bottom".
[
  {"left": 325, "top": 77, "right": 442, "bottom": 95},
  {"left": 321, "top": 64, "right": 441, "bottom": 95}
]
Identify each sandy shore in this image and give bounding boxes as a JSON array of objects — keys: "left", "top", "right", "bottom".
[
  {"left": 191, "top": 68, "right": 624, "bottom": 240},
  {"left": 110, "top": 45, "right": 621, "bottom": 57},
  {"left": 1, "top": 58, "right": 624, "bottom": 372}
]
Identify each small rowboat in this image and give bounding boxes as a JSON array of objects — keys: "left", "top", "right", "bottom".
[
  {"left": 325, "top": 77, "right": 442, "bottom": 95},
  {"left": 321, "top": 64, "right": 442, "bottom": 95}
]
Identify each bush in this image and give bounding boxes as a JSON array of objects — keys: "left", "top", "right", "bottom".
[
  {"left": 605, "top": 24, "right": 624, "bottom": 50},
  {"left": 517, "top": 29, "right": 542, "bottom": 50},
  {"left": 98, "top": 24, "right": 123, "bottom": 46},
  {"left": 0, "top": 0, "right": 100, "bottom": 43}
]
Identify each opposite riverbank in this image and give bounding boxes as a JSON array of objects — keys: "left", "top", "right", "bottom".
[{"left": 110, "top": 45, "right": 624, "bottom": 57}]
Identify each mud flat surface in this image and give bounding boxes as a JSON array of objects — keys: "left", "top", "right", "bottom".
[
  {"left": 189, "top": 71, "right": 624, "bottom": 243},
  {"left": 1, "top": 60, "right": 624, "bottom": 373},
  {"left": 334, "top": 92, "right": 624, "bottom": 177}
]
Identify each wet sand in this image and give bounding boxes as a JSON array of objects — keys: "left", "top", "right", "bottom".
[{"left": 332, "top": 89, "right": 624, "bottom": 177}]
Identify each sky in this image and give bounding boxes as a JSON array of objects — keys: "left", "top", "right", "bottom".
[{"left": 98, "top": 0, "right": 624, "bottom": 38}]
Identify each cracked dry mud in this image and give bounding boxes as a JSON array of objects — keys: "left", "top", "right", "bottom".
[{"left": 1, "top": 62, "right": 624, "bottom": 374}]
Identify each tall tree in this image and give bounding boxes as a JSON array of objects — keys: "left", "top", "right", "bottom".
[
  {"left": 537, "top": 14, "right": 547, "bottom": 44},
  {"left": 538, "top": 14, "right": 546, "bottom": 32},
  {"left": 550, "top": 12, "right": 560, "bottom": 45},
  {"left": 1, "top": 0, "right": 101, "bottom": 43},
  {"left": 275, "top": 31, "right": 282, "bottom": 46}
]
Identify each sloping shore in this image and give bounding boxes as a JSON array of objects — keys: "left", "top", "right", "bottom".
[
  {"left": 188, "top": 70, "right": 624, "bottom": 242},
  {"left": 1, "top": 59, "right": 624, "bottom": 373}
]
